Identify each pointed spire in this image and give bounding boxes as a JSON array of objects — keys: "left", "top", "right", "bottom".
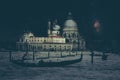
[
  {"left": 54, "top": 19, "right": 58, "bottom": 24},
  {"left": 67, "top": 12, "right": 72, "bottom": 19},
  {"left": 55, "top": 19, "right": 57, "bottom": 23},
  {"left": 68, "top": 12, "right": 72, "bottom": 16},
  {"left": 53, "top": 19, "right": 58, "bottom": 25},
  {"left": 48, "top": 19, "right": 51, "bottom": 29}
]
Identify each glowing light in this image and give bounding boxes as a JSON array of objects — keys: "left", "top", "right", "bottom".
[
  {"left": 94, "top": 20, "right": 101, "bottom": 32},
  {"left": 94, "top": 20, "right": 100, "bottom": 28}
]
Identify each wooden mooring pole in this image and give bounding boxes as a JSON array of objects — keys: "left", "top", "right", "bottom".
[
  {"left": 102, "top": 52, "right": 107, "bottom": 60},
  {"left": 33, "top": 50, "right": 35, "bottom": 61},
  {"left": 91, "top": 50, "right": 94, "bottom": 64},
  {"left": 9, "top": 50, "right": 12, "bottom": 61}
]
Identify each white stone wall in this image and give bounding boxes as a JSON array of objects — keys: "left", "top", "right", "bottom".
[{"left": 27, "top": 37, "right": 65, "bottom": 43}]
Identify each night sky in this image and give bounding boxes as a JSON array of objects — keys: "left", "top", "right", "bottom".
[{"left": 0, "top": 0, "right": 120, "bottom": 43}]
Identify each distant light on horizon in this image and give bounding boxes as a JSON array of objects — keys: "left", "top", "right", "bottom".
[{"left": 94, "top": 20, "right": 101, "bottom": 32}]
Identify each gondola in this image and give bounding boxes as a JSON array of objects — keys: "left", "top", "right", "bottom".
[{"left": 11, "top": 54, "right": 82, "bottom": 67}]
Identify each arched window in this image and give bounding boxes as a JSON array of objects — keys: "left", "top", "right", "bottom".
[
  {"left": 64, "top": 33, "right": 66, "bottom": 37},
  {"left": 72, "top": 33, "right": 74, "bottom": 37}
]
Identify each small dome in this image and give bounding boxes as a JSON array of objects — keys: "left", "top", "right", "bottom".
[
  {"left": 23, "top": 32, "right": 34, "bottom": 38},
  {"left": 28, "top": 32, "right": 34, "bottom": 37},
  {"left": 53, "top": 25, "right": 60, "bottom": 31}
]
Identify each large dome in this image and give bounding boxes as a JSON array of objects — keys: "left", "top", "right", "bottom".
[{"left": 64, "top": 19, "right": 78, "bottom": 31}]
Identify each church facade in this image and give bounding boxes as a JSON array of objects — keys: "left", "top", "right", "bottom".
[{"left": 16, "top": 12, "right": 86, "bottom": 51}]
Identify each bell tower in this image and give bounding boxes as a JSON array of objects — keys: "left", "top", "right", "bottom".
[{"left": 48, "top": 20, "right": 51, "bottom": 37}]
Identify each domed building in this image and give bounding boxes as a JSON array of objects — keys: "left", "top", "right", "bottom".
[
  {"left": 17, "top": 12, "right": 86, "bottom": 51},
  {"left": 63, "top": 12, "right": 79, "bottom": 43},
  {"left": 19, "top": 31, "right": 34, "bottom": 43},
  {"left": 62, "top": 12, "right": 86, "bottom": 50}
]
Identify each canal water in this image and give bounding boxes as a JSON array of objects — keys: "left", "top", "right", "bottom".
[{"left": 0, "top": 52, "right": 120, "bottom": 80}]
